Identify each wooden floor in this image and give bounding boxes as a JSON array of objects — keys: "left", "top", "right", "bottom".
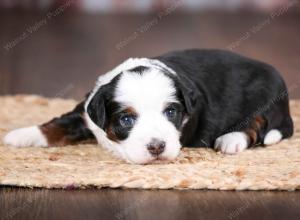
[
  {"left": 0, "top": 188, "right": 299, "bottom": 220},
  {"left": 0, "top": 9, "right": 300, "bottom": 220}
]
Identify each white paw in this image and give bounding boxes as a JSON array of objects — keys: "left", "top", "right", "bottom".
[
  {"left": 4, "top": 126, "right": 48, "bottom": 148},
  {"left": 264, "top": 129, "right": 282, "bottom": 145},
  {"left": 214, "top": 132, "right": 249, "bottom": 154}
]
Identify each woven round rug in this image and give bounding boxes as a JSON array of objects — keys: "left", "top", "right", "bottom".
[{"left": 0, "top": 95, "right": 299, "bottom": 190}]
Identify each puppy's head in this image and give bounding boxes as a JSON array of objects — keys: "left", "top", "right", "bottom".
[{"left": 85, "top": 62, "right": 197, "bottom": 164}]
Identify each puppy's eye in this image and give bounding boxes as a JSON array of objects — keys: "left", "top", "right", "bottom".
[
  {"left": 119, "top": 115, "right": 136, "bottom": 127},
  {"left": 163, "top": 107, "right": 177, "bottom": 119}
]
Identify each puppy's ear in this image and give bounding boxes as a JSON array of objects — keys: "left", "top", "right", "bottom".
[
  {"left": 86, "top": 87, "right": 108, "bottom": 129},
  {"left": 87, "top": 74, "right": 121, "bottom": 129},
  {"left": 176, "top": 75, "right": 201, "bottom": 115}
]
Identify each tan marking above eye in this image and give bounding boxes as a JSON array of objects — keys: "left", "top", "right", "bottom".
[{"left": 123, "top": 107, "right": 137, "bottom": 116}]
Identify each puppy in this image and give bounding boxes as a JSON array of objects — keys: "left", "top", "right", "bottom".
[{"left": 4, "top": 49, "right": 294, "bottom": 164}]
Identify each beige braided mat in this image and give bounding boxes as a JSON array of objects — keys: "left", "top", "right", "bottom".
[{"left": 0, "top": 95, "right": 299, "bottom": 190}]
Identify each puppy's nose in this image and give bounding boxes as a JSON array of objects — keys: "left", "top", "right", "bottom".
[{"left": 147, "top": 139, "right": 166, "bottom": 156}]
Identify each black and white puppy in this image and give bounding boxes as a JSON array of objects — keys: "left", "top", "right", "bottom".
[{"left": 4, "top": 49, "right": 294, "bottom": 164}]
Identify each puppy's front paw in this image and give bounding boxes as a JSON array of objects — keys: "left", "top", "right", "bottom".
[
  {"left": 4, "top": 126, "right": 48, "bottom": 148},
  {"left": 214, "top": 132, "right": 249, "bottom": 154}
]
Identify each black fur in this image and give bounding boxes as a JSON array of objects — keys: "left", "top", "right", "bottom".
[
  {"left": 87, "top": 73, "right": 138, "bottom": 141},
  {"left": 155, "top": 49, "right": 293, "bottom": 147},
  {"left": 106, "top": 101, "right": 136, "bottom": 141},
  {"left": 163, "top": 102, "right": 185, "bottom": 130},
  {"left": 40, "top": 102, "right": 95, "bottom": 146},
  {"left": 42, "top": 49, "right": 293, "bottom": 149},
  {"left": 128, "top": 66, "right": 149, "bottom": 74},
  {"left": 87, "top": 74, "right": 122, "bottom": 129}
]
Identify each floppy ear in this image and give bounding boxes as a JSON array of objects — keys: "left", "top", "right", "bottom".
[
  {"left": 176, "top": 74, "right": 201, "bottom": 115},
  {"left": 86, "top": 73, "right": 122, "bottom": 129},
  {"left": 86, "top": 87, "right": 108, "bottom": 129}
]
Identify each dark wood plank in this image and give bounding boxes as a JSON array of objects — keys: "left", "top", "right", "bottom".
[
  {"left": 0, "top": 188, "right": 300, "bottom": 220},
  {"left": 0, "top": 188, "right": 299, "bottom": 220}
]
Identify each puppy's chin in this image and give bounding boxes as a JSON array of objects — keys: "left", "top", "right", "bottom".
[
  {"left": 124, "top": 151, "right": 180, "bottom": 165},
  {"left": 147, "top": 156, "right": 175, "bottom": 165},
  {"left": 128, "top": 157, "right": 175, "bottom": 165}
]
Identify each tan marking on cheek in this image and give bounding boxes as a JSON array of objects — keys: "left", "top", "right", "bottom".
[
  {"left": 106, "top": 123, "right": 119, "bottom": 143},
  {"left": 105, "top": 106, "right": 137, "bottom": 142},
  {"left": 124, "top": 107, "right": 137, "bottom": 115}
]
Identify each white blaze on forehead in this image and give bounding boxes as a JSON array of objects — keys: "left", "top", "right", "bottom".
[
  {"left": 84, "top": 58, "right": 176, "bottom": 111},
  {"left": 114, "top": 69, "right": 177, "bottom": 112}
]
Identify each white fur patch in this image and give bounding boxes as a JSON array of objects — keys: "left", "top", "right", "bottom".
[
  {"left": 263, "top": 129, "right": 282, "bottom": 145},
  {"left": 115, "top": 69, "right": 178, "bottom": 109},
  {"left": 4, "top": 126, "right": 48, "bottom": 148},
  {"left": 214, "top": 132, "right": 249, "bottom": 154}
]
